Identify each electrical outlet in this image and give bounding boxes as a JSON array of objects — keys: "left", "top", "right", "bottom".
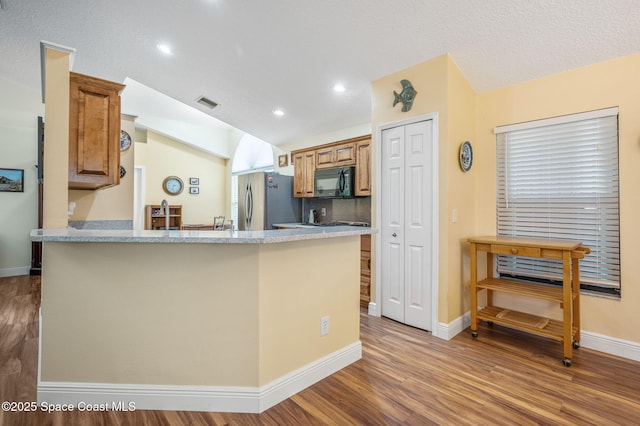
[
  {"left": 321, "top": 208, "right": 326, "bottom": 217},
  {"left": 320, "top": 316, "right": 330, "bottom": 336}
]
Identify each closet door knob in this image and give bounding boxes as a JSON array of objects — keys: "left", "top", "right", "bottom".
[{"left": 392, "top": 232, "right": 397, "bottom": 237}]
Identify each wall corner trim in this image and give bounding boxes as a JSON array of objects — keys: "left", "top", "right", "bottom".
[
  {"left": 39, "top": 40, "right": 76, "bottom": 103},
  {"left": 436, "top": 312, "right": 471, "bottom": 341}
]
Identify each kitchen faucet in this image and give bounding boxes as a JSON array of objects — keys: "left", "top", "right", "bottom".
[{"left": 160, "top": 199, "right": 170, "bottom": 230}]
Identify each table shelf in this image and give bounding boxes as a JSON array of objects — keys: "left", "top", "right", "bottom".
[
  {"left": 477, "top": 306, "right": 577, "bottom": 342},
  {"left": 477, "top": 277, "right": 575, "bottom": 304}
]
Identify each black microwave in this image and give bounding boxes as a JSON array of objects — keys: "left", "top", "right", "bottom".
[{"left": 314, "top": 166, "right": 355, "bottom": 198}]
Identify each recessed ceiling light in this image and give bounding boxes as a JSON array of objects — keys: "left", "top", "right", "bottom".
[
  {"left": 272, "top": 109, "right": 285, "bottom": 117},
  {"left": 333, "top": 83, "right": 346, "bottom": 93},
  {"left": 157, "top": 44, "right": 172, "bottom": 55}
]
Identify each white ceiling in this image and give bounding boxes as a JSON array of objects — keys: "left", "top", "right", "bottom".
[{"left": 1, "top": 0, "right": 639, "bottom": 146}]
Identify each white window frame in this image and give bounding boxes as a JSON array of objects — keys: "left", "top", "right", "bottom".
[{"left": 494, "top": 107, "right": 620, "bottom": 296}]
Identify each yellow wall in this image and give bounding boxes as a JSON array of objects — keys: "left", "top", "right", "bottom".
[
  {"left": 477, "top": 54, "right": 640, "bottom": 343},
  {"left": 135, "top": 131, "right": 228, "bottom": 224},
  {"left": 40, "top": 236, "right": 361, "bottom": 387},
  {"left": 258, "top": 236, "right": 360, "bottom": 384},
  {"left": 41, "top": 242, "right": 260, "bottom": 385},
  {"left": 68, "top": 114, "right": 135, "bottom": 221},
  {"left": 371, "top": 54, "right": 477, "bottom": 324}
]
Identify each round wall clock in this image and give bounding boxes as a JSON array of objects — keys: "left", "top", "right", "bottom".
[
  {"left": 459, "top": 141, "right": 473, "bottom": 172},
  {"left": 162, "top": 176, "right": 184, "bottom": 195}
]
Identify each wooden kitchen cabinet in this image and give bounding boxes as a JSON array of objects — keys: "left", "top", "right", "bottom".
[
  {"left": 355, "top": 138, "right": 371, "bottom": 196},
  {"left": 360, "top": 234, "right": 372, "bottom": 308},
  {"left": 467, "top": 236, "right": 590, "bottom": 367},
  {"left": 145, "top": 205, "right": 183, "bottom": 230},
  {"left": 292, "top": 150, "right": 315, "bottom": 198},
  {"left": 291, "top": 134, "right": 371, "bottom": 198},
  {"left": 68, "top": 72, "right": 125, "bottom": 190},
  {"left": 315, "top": 142, "right": 356, "bottom": 169}
]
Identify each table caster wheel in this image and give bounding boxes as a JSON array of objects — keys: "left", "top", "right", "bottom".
[
  {"left": 471, "top": 331, "right": 478, "bottom": 338},
  {"left": 487, "top": 321, "right": 494, "bottom": 327},
  {"left": 573, "top": 341, "right": 580, "bottom": 349},
  {"left": 563, "top": 358, "right": 572, "bottom": 367}
]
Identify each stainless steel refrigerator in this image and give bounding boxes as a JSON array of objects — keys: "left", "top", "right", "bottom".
[{"left": 238, "top": 172, "right": 302, "bottom": 230}]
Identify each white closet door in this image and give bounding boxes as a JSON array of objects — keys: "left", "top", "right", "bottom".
[
  {"left": 403, "top": 120, "right": 433, "bottom": 330},
  {"left": 381, "top": 120, "right": 433, "bottom": 331},
  {"left": 381, "top": 125, "right": 405, "bottom": 323}
]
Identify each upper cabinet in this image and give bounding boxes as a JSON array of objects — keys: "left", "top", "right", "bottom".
[
  {"left": 355, "top": 137, "right": 372, "bottom": 196},
  {"left": 68, "top": 72, "right": 125, "bottom": 190},
  {"left": 292, "top": 150, "right": 316, "bottom": 198},
  {"left": 291, "top": 135, "right": 371, "bottom": 198},
  {"left": 315, "top": 142, "right": 356, "bottom": 169}
]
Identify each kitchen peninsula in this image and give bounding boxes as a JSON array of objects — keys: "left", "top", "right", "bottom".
[{"left": 32, "top": 226, "right": 374, "bottom": 413}]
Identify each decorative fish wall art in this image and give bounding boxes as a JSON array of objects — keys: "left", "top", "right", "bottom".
[{"left": 393, "top": 79, "right": 417, "bottom": 112}]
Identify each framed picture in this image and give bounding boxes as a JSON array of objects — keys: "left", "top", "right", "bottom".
[
  {"left": 189, "top": 177, "right": 199, "bottom": 185},
  {"left": 0, "top": 168, "right": 24, "bottom": 192},
  {"left": 189, "top": 187, "right": 199, "bottom": 194},
  {"left": 278, "top": 154, "right": 288, "bottom": 167}
]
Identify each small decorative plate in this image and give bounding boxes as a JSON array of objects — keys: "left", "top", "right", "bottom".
[
  {"left": 459, "top": 141, "right": 473, "bottom": 172},
  {"left": 120, "top": 130, "right": 132, "bottom": 151},
  {"left": 120, "top": 165, "right": 126, "bottom": 178}
]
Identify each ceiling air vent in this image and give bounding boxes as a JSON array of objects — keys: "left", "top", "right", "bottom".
[{"left": 196, "top": 96, "right": 218, "bottom": 109}]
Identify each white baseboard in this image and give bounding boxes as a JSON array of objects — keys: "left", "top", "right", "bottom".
[
  {"left": 438, "top": 310, "right": 640, "bottom": 362},
  {"left": 38, "top": 341, "right": 362, "bottom": 413},
  {"left": 0, "top": 266, "right": 29, "bottom": 278},
  {"left": 581, "top": 331, "right": 640, "bottom": 362},
  {"left": 367, "top": 301, "right": 378, "bottom": 316},
  {"left": 436, "top": 312, "right": 471, "bottom": 341},
  {"left": 259, "top": 341, "right": 361, "bottom": 411}
]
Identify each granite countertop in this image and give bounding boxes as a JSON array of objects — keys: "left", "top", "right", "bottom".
[{"left": 30, "top": 226, "right": 375, "bottom": 244}]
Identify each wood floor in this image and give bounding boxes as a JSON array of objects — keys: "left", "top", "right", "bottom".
[{"left": 1, "top": 275, "right": 639, "bottom": 425}]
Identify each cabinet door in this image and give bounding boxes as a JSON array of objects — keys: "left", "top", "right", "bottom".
[
  {"left": 355, "top": 139, "right": 371, "bottom": 196},
  {"left": 333, "top": 142, "right": 356, "bottom": 166},
  {"left": 316, "top": 142, "right": 356, "bottom": 169},
  {"left": 302, "top": 151, "right": 315, "bottom": 197},
  {"left": 293, "top": 153, "right": 305, "bottom": 197},
  {"left": 315, "top": 146, "right": 335, "bottom": 169},
  {"left": 68, "top": 72, "right": 125, "bottom": 190},
  {"left": 293, "top": 151, "right": 316, "bottom": 198}
]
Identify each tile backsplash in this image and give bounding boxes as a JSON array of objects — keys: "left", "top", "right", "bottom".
[{"left": 302, "top": 197, "right": 371, "bottom": 224}]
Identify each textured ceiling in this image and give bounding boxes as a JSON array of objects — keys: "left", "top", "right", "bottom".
[{"left": 1, "top": 0, "right": 639, "bottom": 146}]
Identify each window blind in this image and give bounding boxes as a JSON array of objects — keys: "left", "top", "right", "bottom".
[{"left": 495, "top": 111, "right": 620, "bottom": 292}]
